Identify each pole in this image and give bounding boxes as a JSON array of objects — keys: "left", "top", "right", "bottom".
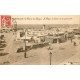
[
  {"left": 24, "top": 29, "right": 28, "bottom": 58},
  {"left": 50, "top": 52, "right": 52, "bottom": 65}
]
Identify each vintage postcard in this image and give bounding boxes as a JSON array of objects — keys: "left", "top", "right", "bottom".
[{"left": 0, "top": 15, "right": 80, "bottom": 65}]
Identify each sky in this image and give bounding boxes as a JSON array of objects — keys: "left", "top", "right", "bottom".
[{"left": 12, "top": 15, "right": 80, "bottom": 24}]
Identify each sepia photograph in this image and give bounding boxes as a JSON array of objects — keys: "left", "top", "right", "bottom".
[
  {"left": 1, "top": 0, "right": 80, "bottom": 80},
  {"left": 0, "top": 15, "right": 80, "bottom": 65}
]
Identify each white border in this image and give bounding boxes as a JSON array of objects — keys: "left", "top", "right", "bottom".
[
  {"left": 0, "top": 0, "right": 80, "bottom": 80},
  {"left": 0, "top": 0, "right": 80, "bottom": 15}
]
